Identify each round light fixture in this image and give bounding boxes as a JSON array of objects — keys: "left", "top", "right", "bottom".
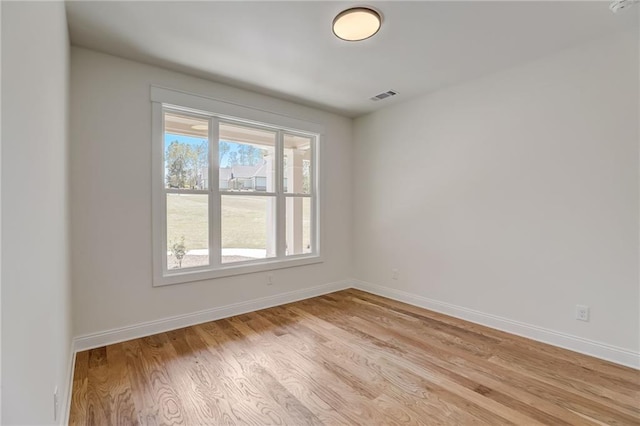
[{"left": 332, "top": 7, "right": 381, "bottom": 42}]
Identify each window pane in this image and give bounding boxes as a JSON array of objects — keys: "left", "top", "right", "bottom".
[
  {"left": 164, "top": 112, "right": 209, "bottom": 190},
  {"left": 219, "top": 122, "right": 276, "bottom": 192},
  {"left": 221, "top": 195, "right": 276, "bottom": 263},
  {"left": 166, "top": 194, "right": 209, "bottom": 269},
  {"left": 286, "top": 197, "right": 312, "bottom": 256},
  {"left": 284, "top": 134, "right": 313, "bottom": 194}
]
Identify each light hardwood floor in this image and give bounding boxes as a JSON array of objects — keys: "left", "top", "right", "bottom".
[{"left": 69, "top": 289, "right": 640, "bottom": 425}]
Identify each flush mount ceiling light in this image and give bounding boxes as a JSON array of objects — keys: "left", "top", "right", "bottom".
[
  {"left": 609, "top": 0, "right": 639, "bottom": 12},
  {"left": 332, "top": 7, "right": 382, "bottom": 41}
]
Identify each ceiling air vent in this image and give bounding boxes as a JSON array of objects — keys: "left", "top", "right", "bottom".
[{"left": 370, "top": 90, "right": 398, "bottom": 101}]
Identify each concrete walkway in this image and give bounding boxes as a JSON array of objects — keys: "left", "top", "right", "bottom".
[{"left": 186, "top": 248, "right": 267, "bottom": 258}]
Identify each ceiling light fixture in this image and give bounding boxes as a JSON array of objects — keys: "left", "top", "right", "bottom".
[
  {"left": 332, "top": 7, "right": 382, "bottom": 41},
  {"left": 609, "top": 0, "right": 639, "bottom": 12}
]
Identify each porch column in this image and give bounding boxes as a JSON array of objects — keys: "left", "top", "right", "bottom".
[
  {"left": 264, "top": 154, "right": 276, "bottom": 257},
  {"left": 286, "top": 149, "right": 304, "bottom": 254}
]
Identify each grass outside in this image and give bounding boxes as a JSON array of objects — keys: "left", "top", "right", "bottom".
[
  {"left": 167, "top": 194, "right": 267, "bottom": 250},
  {"left": 166, "top": 193, "right": 311, "bottom": 253},
  {"left": 167, "top": 194, "right": 209, "bottom": 250},
  {"left": 221, "top": 195, "right": 269, "bottom": 249}
]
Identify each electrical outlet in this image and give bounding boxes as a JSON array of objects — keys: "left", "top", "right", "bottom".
[
  {"left": 392, "top": 269, "right": 399, "bottom": 280},
  {"left": 266, "top": 274, "right": 273, "bottom": 285},
  {"left": 53, "top": 386, "right": 59, "bottom": 421},
  {"left": 576, "top": 305, "right": 590, "bottom": 322}
]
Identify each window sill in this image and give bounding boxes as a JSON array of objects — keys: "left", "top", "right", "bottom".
[{"left": 153, "top": 255, "right": 323, "bottom": 287}]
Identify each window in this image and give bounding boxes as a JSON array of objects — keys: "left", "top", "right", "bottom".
[{"left": 152, "top": 88, "right": 322, "bottom": 286}]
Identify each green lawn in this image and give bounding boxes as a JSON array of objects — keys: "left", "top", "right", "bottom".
[
  {"left": 166, "top": 194, "right": 311, "bottom": 253},
  {"left": 221, "top": 196, "right": 268, "bottom": 249},
  {"left": 167, "top": 194, "right": 209, "bottom": 249},
  {"left": 167, "top": 194, "right": 267, "bottom": 250}
]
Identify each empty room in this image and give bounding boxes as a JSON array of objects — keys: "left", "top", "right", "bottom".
[{"left": 1, "top": 0, "right": 639, "bottom": 424}]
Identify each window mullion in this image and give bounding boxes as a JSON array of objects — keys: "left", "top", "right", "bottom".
[
  {"left": 311, "top": 135, "right": 318, "bottom": 255},
  {"left": 155, "top": 104, "right": 169, "bottom": 277},
  {"left": 311, "top": 135, "right": 324, "bottom": 255},
  {"left": 210, "top": 117, "right": 221, "bottom": 268},
  {"left": 276, "top": 130, "right": 286, "bottom": 258}
]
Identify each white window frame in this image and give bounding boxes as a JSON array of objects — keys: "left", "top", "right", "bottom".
[{"left": 151, "top": 86, "right": 323, "bottom": 286}]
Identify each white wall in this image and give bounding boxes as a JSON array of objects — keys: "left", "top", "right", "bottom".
[
  {"left": 70, "top": 48, "right": 352, "bottom": 338},
  {"left": 353, "top": 30, "right": 639, "bottom": 360},
  {"left": 0, "top": 1, "right": 4, "bottom": 421},
  {"left": 1, "top": 2, "right": 72, "bottom": 424}
]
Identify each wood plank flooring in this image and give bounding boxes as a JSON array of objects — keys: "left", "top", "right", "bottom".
[{"left": 69, "top": 289, "right": 640, "bottom": 425}]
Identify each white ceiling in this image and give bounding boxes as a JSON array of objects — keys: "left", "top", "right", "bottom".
[{"left": 66, "top": 1, "right": 638, "bottom": 118}]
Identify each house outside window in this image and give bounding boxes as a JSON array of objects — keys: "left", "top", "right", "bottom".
[{"left": 151, "top": 87, "right": 322, "bottom": 286}]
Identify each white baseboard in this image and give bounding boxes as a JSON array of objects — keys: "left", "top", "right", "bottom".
[
  {"left": 72, "top": 280, "right": 351, "bottom": 353},
  {"left": 71, "top": 279, "right": 640, "bottom": 369},
  {"left": 61, "top": 343, "right": 76, "bottom": 426},
  {"left": 351, "top": 280, "right": 640, "bottom": 370}
]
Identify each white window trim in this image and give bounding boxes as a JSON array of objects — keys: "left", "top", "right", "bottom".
[{"left": 151, "top": 86, "right": 323, "bottom": 287}]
